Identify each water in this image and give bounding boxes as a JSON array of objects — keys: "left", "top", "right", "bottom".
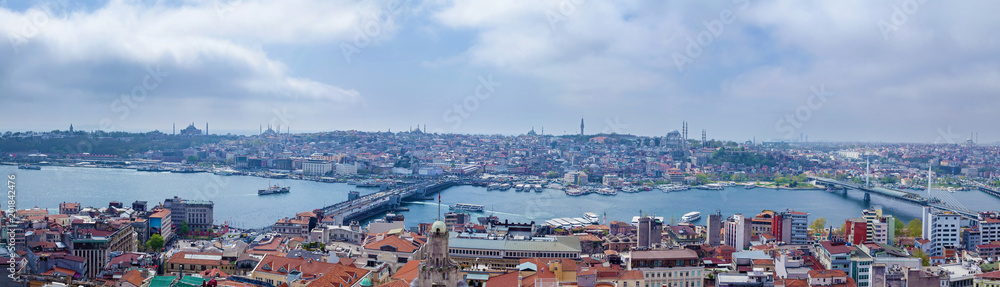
[{"left": 5, "top": 166, "right": 1000, "bottom": 229}]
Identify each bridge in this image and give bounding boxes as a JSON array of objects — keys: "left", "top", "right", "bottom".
[
  {"left": 808, "top": 176, "right": 981, "bottom": 219},
  {"left": 322, "top": 180, "right": 458, "bottom": 225},
  {"left": 976, "top": 184, "right": 1000, "bottom": 199}
]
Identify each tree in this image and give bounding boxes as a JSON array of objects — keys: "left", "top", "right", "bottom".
[
  {"left": 146, "top": 234, "right": 165, "bottom": 251},
  {"left": 811, "top": 218, "right": 827, "bottom": 233},
  {"left": 696, "top": 174, "right": 710, "bottom": 185},
  {"left": 180, "top": 220, "right": 190, "bottom": 236},
  {"left": 893, "top": 216, "right": 905, "bottom": 236},
  {"left": 912, "top": 248, "right": 930, "bottom": 266},
  {"left": 906, "top": 219, "right": 922, "bottom": 237},
  {"left": 186, "top": 155, "right": 199, "bottom": 163}
]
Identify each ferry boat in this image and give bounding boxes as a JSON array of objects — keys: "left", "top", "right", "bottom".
[
  {"left": 533, "top": 184, "right": 543, "bottom": 192},
  {"left": 597, "top": 188, "right": 617, "bottom": 195},
  {"left": 17, "top": 165, "right": 40, "bottom": 170},
  {"left": 565, "top": 188, "right": 585, "bottom": 196},
  {"left": 584, "top": 212, "right": 600, "bottom": 224},
  {"left": 487, "top": 183, "right": 501, "bottom": 190},
  {"left": 681, "top": 211, "right": 701, "bottom": 222},
  {"left": 258, "top": 185, "right": 290, "bottom": 195},
  {"left": 171, "top": 166, "right": 206, "bottom": 173},
  {"left": 744, "top": 183, "right": 757, "bottom": 189},
  {"left": 515, "top": 184, "right": 525, "bottom": 192},
  {"left": 703, "top": 183, "right": 724, "bottom": 190},
  {"left": 451, "top": 203, "right": 485, "bottom": 212},
  {"left": 500, "top": 183, "right": 511, "bottom": 191},
  {"left": 137, "top": 166, "right": 169, "bottom": 172}
]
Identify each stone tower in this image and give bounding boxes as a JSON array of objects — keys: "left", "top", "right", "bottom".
[{"left": 412, "top": 221, "right": 467, "bottom": 287}]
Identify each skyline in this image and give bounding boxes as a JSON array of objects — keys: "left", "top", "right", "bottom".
[{"left": 2, "top": 1, "right": 999, "bottom": 143}]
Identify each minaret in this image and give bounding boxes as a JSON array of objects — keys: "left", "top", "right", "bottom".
[
  {"left": 580, "top": 117, "right": 584, "bottom": 135},
  {"left": 205, "top": 123, "right": 208, "bottom": 136},
  {"left": 702, "top": 129, "right": 707, "bottom": 144},
  {"left": 69, "top": 124, "right": 73, "bottom": 133},
  {"left": 259, "top": 124, "right": 262, "bottom": 135},
  {"left": 173, "top": 123, "right": 176, "bottom": 135}
]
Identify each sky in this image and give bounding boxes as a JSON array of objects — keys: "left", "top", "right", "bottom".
[{"left": 0, "top": 0, "right": 998, "bottom": 143}]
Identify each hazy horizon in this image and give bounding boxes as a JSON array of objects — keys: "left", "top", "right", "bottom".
[{"left": 2, "top": 1, "right": 998, "bottom": 143}]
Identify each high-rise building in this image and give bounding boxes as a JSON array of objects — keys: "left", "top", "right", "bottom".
[
  {"left": 163, "top": 196, "right": 214, "bottom": 233},
  {"left": 772, "top": 210, "right": 809, "bottom": 245},
  {"left": 844, "top": 218, "right": 868, "bottom": 245},
  {"left": 978, "top": 212, "right": 1000, "bottom": 247},
  {"left": 71, "top": 225, "right": 138, "bottom": 279},
  {"left": 922, "top": 207, "right": 961, "bottom": 257},
  {"left": 707, "top": 211, "right": 722, "bottom": 246},
  {"left": 725, "top": 214, "right": 752, "bottom": 250},
  {"left": 862, "top": 206, "right": 895, "bottom": 244},
  {"left": 637, "top": 216, "right": 663, "bottom": 249}
]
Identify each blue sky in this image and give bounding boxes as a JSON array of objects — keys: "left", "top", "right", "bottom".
[{"left": 1, "top": 0, "right": 998, "bottom": 143}]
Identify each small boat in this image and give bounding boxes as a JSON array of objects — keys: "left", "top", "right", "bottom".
[
  {"left": 487, "top": 183, "right": 501, "bottom": 190},
  {"left": 515, "top": 184, "right": 525, "bottom": 192},
  {"left": 744, "top": 183, "right": 756, "bottom": 189},
  {"left": 17, "top": 165, "right": 40, "bottom": 170},
  {"left": 137, "top": 166, "right": 169, "bottom": 172},
  {"left": 171, "top": 166, "right": 206, "bottom": 173},
  {"left": 258, "top": 185, "right": 290, "bottom": 195},
  {"left": 500, "top": 184, "right": 511, "bottom": 191},
  {"left": 533, "top": 184, "right": 543, "bottom": 192},
  {"left": 584, "top": 212, "right": 600, "bottom": 224},
  {"left": 681, "top": 211, "right": 701, "bottom": 222},
  {"left": 451, "top": 203, "right": 485, "bottom": 212},
  {"left": 565, "top": 188, "right": 585, "bottom": 196}
]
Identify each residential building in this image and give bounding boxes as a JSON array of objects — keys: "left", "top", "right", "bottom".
[
  {"left": 165, "top": 252, "right": 234, "bottom": 275},
  {"left": 708, "top": 211, "right": 722, "bottom": 246},
  {"left": 336, "top": 163, "right": 358, "bottom": 175},
  {"left": 637, "top": 216, "right": 663, "bottom": 249},
  {"left": 250, "top": 254, "right": 367, "bottom": 287},
  {"left": 773, "top": 210, "right": 810, "bottom": 245},
  {"left": 845, "top": 219, "right": 869, "bottom": 246},
  {"left": 727, "top": 214, "right": 753, "bottom": 250},
  {"left": 862, "top": 207, "right": 895, "bottom": 245},
  {"left": 147, "top": 208, "right": 173, "bottom": 243},
  {"left": 974, "top": 270, "right": 1000, "bottom": 287},
  {"left": 817, "top": 241, "right": 854, "bottom": 276},
  {"left": 628, "top": 249, "right": 704, "bottom": 287},
  {"left": 163, "top": 196, "right": 214, "bottom": 232},
  {"left": 922, "top": 207, "right": 961, "bottom": 257},
  {"left": 59, "top": 202, "right": 80, "bottom": 215},
  {"left": 71, "top": 225, "right": 138, "bottom": 279},
  {"left": 302, "top": 160, "right": 333, "bottom": 176}
]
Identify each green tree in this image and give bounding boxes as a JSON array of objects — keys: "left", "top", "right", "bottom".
[
  {"left": 145, "top": 234, "right": 165, "bottom": 251},
  {"left": 180, "top": 220, "right": 190, "bottom": 236},
  {"left": 912, "top": 248, "right": 930, "bottom": 266},
  {"left": 811, "top": 218, "right": 827, "bottom": 233},
  {"left": 547, "top": 171, "right": 560, "bottom": 179},
  {"left": 186, "top": 155, "right": 199, "bottom": 163},
  {"left": 906, "top": 219, "right": 922, "bottom": 237},
  {"left": 894, "top": 216, "right": 905, "bottom": 236},
  {"left": 696, "top": 174, "right": 710, "bottom": 185}
]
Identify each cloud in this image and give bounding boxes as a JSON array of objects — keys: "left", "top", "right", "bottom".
[{"left": 0, "top": 0, "right": 381, "bottom": 116}]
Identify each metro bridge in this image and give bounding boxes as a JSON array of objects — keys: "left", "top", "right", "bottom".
[
  {"left": 808, "top": 175, "right": 980, "bottom": 219},
  {"left": 321, "top": 180, "right": 458, "bottom": 225}
]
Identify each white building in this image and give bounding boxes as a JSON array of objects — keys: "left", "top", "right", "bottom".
[
  {"left": 862, "top": 207, "right": 895, "bottom": 245},
  {"left": 302, "top": 160, "right": 333, "bottom": 176},
  {"left": 726, "top": 214, "right": 752, "bottom": 250},
  {"left": 922, "top": 207, "right": 962, "bottom": 257},
  {"left": 335, "top": 163, "right": 358, "bottom": 175}
]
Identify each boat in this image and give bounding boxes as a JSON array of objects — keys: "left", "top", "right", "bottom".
[
  {"left": 704, "top": 183, "right": 724, "bottom": 190},
  {"left": 258, "top": 185, "right": 290, "bottom": 195},
  {"left": 565, "top": 188, "right": 585, "bottom": 196},
  {"left": 500, "top": 184, "right": 511, "bottom": 191},
  {"left": 171, "top": 166, "right": 206, "bottom": 173},
  {"left": 384, "top": 213, "right": 404, "bottom": 222},
  {"left": 533, "top": 184, "right": 543, "bottom": 192},
  {"left": 515, "top": 184, "right": 525, "bottom": 192},
  {"left": 597, "top": 188, "right": 617, "bottom": 195},
  {"left": 487, "top": 183, "right": 501, "bottom": 190},
  {"left": 744, "top": 183, "right": 757, "bottom": 189},
  {"left": 584, "top": 212, "right": 600, "bottom": 224},
  {"left": 17, "top": 165, "right": 40, "bottom": 170},
  {"left": 681, "top": 211, "right": 701, "bottom": 222},
  {"left": 137, "top": 166, "right": 169, "bottom": 172},
  {"left": 451, "top": 203, "right": 485, "bottom": 212}
]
